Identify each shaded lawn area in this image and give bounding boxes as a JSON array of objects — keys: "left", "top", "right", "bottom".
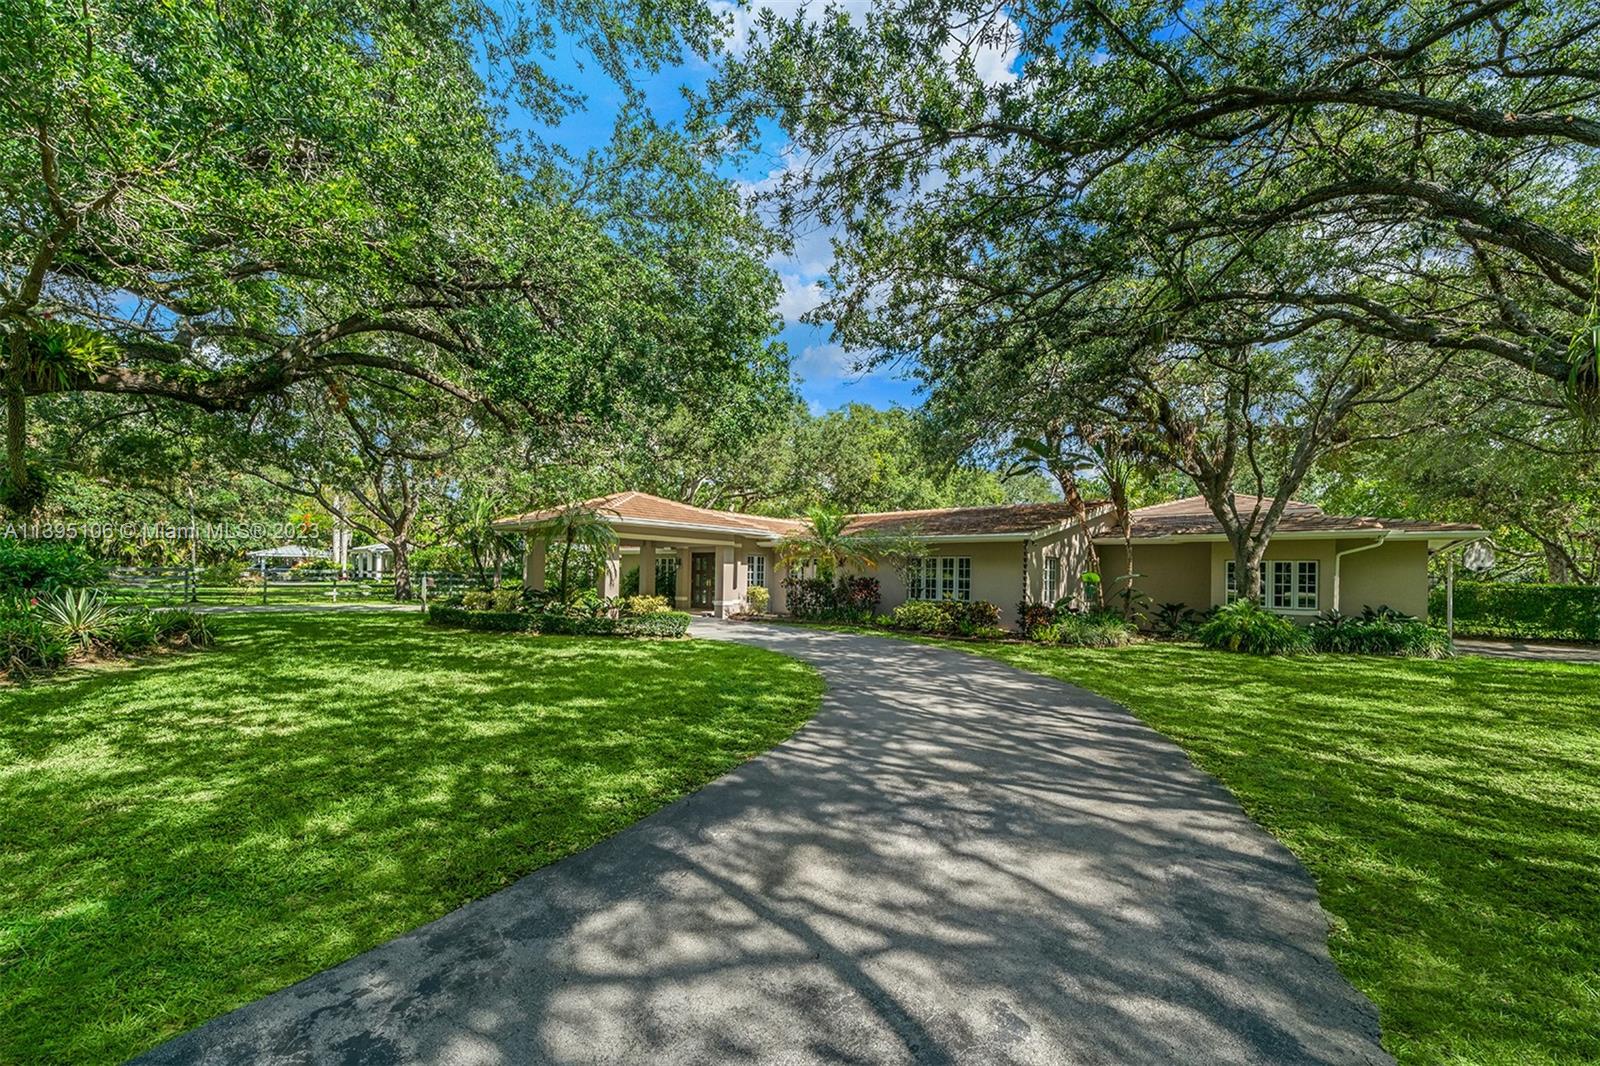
[
  {"left": 0, "top": 612, "right": 822, "bottom": 1065},
  {"left": 895, "top": 635, "right": 1599, "bottom": 1066}
]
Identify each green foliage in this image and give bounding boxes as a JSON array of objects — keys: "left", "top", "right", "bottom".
[
  {"left": 0, "top": 542, "right": 106, "bottom": 597},
  {"left": 1152, "top": 602, "right": 1198, "bottom": 636},
  {"left": 783, "top": 575, "right": 881, "bottom": 621},
  {"left": 888, "top": 600, "right": 952, "bottom": 633},
  {"left": 462, "top": 588, "right": 521, "bottom": 613},
  {"left": 1434, "top": 581, "right": 1600, "bottom": 642},
  {"left": 151, "top": 609, "right": 215, "bottom": 649},
  {"left": 746, "top": 585, "right": 770, "bottom": 614},
  {"left": 621, "top": 595, "right": 672, "bottom": 616},
  {"left": 0, "top": 613, "right": 819, "bottom": 1062},
  {"left": 1195, "top": 600, "right": 1312, "bottom": 656},
  {"left": 429, "top": 602, "right": 690, "bottom": 638},
  {"left": 37, "top": 588, "right": 115, "bottom": 652},
  {"left": 108, "top": 608, "right": 161, "bottom": 655},
  {"left": 915, "top": 639, "right": 1600, "bottom": 1066},
  {"left": 1034, "top": 612, "right": 1137, "bottom": 648},
  {"left": 427, "top": 605, "right": 532, "bottom": 632},
  {"left": 886, "top": 598, "right": 1001, "bottom": 636},
  {"left": 1309, "top": 612, "right": 1453, "bottom": 659},
  {"left": 0, "top": 607, "right": 68, "bottom": 676}
]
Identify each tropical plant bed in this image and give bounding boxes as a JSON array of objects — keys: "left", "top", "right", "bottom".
[{"left": 0, "top": 611, "right": 822, "bottom": 1064}]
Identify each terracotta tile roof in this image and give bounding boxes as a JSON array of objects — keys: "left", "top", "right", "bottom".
[
  {"left": 1120, "top": 495, "right": 1482, "bottom": 538},
  {"left": 494, "top": 492, "right": 802, "bottom": 537},
  {"left": 843, "top": 501, "right": 1103, "bottom": 538}
]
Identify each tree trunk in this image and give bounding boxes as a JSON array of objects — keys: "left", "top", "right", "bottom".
[
  {"left": 5, "top": 330, "right": 29, "bottom": 506},
  {"left": 1231, "top": 532, "right": 1267, "bottom": 603},
  {"left": 559, "top": 530, "right": 575, "bottom": 602},
  {"left": 390, "top": 540, "right": 413, "bottom": 600},
  {"left": 1049, "top": 460, "right": 1103, "bottom": 608}
]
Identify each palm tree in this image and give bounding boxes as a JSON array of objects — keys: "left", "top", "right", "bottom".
[
  {"left": 778, "top": 506, "right": 914, "bottom": 581},
  {"left": 524, "top": 502, "right": 619, "bottom": 603}
]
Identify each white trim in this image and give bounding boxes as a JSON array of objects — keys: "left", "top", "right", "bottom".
[{"left": 1096, "top": 529, "right": 1486, "bottom": 545}]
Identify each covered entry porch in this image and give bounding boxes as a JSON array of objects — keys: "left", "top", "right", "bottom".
[{"left": 493, "top": 492, "right": 793, "bottom": 618}]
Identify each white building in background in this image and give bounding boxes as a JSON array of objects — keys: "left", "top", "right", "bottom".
[{"left": 350, "top": 543, "right": 392, "bottom": 580}]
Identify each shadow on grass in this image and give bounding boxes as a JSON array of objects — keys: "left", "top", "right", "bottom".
[
  {"left": 0, "top": 613, "right": 821, "bottom": 1065},
  {"left": 134, "top": 622, "right": 1391, "bottom": 1066},
  {"left": 912, "top": 637, "right": 1600, "bottom": 1066}
]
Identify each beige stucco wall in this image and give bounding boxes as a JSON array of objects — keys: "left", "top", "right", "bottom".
[
  {"left": 1094, "top": 537, "right": 1432, "bottom": 620},
  {"left": 1097, "top": 542, "right": 1213, "bottom": 611},
  {"left": 873, "top": 539, "right": 1031, "bottom": 628},
  {"left": 1024, "top": 524, "right": 1098, "bottom": 607},
  {"left": 1332, "top": 539, "right": 1431, "bottom": 619}
]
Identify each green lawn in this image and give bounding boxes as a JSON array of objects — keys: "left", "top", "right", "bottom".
[
  {"left": 0, "top": 612, "right": 822, "bottom": 1065},
  {"left": 893, "top": 634, "right": 1599, "bottom": 1066}
]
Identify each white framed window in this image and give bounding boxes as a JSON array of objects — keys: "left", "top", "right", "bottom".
[
  {"left": 1043, "top": 556, "right": 1061, "bottom": 603},
  {"left": 1226, "top": 559, "right": 1318, "bottom": 611},
  {"left": 906, "top": 557, "right": 971, "bottom": 601},
  {"left": 746, "top": 554, "right": 766, "bottom": 588},
  {"left": 655, "top": 558, "right": 678, "bottom": 597}
]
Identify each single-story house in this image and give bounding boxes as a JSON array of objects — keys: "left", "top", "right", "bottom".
[{"left": 493, "top": 491, "right": 1484, "bottom": 628}]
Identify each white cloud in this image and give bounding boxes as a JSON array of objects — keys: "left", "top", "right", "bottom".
[
  {"left": 775, "top": 271, "right": 824, "bottom": 323},
  {"left": 794, "top": 340, "right": 861, "bottom": 382}
]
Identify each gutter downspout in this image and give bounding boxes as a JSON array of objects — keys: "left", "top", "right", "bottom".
[
  {"left": 1428, "top": 537, "right": 1479, "bottom": 643},
  {"left": 1333, "top": 533, "right": 1390, "bottom": 614}
]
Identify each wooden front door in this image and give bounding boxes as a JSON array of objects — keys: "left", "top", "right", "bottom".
[{"left": 690, "top": 552, "right": 716, "bottom": 609}]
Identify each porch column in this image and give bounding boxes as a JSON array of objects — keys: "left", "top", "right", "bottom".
[
  {"left": 675, "top": 546, "right": 692, "bottom": 607},
  {"left": 601, "top": 543, "right": 622, "bottom": 599},
  {"left": 714, "top": 545, "right": 737, "bottom": 618},
  {"left": 522, "top": 538, "right": 546, "bottom": 591},
  {"left": 638, "top": 542, "right": 657, "bottom": 597},
  {"left": 769, "top": 553, "right": 788, "bottom": 615}
]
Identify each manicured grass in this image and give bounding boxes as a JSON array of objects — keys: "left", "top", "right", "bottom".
[
  {"left": 0, "top": 613, "right": 822, "bottom": 1065},
  {"left": 893, "top": 635, "right": 1599, "bottom": 1066}
]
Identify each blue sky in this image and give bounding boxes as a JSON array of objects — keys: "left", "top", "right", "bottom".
[{"left": 501, "top": 15, "right": 925, "bottom": 413}]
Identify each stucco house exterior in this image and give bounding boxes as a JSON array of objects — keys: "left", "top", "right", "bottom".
[{"left": 493, "top": 491, "right": 1484, "bottom": 629}]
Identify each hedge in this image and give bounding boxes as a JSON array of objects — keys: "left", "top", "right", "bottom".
[
  {"left": 1432, "top": 581, "right": 1600, "bottom": 642},
  {"left": 426, "top": 605, "right": 532, "bottom": 632},
  {"left": 426, "top": 605, "right": 691, "bottom": 639}
]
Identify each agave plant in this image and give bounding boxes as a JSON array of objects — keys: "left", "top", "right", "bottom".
[{"left": 38, "top": 588, "right": 116, "bottom": 652}]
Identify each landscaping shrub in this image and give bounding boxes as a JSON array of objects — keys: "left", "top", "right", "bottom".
[
  {"left": 109, "top": 608, "right": 162, "bottom": 654},
  {"left": 462, "top": 588, "right": 522, "bottom": 612},
  {"left": 1309, "top": 611, "right": 1453, "bottom": 658},
  {"left": 152, "top": 608, "right": 216, "bottom": 649},
  {"left": 783, "top": 575, "right": 880, "bottom": 621},
  {"left": 616, "top": 611, "right": 691, "bottom": 638},
  {"left": 1195, "top": 600, "right": 1311, "bottom": 655},
  {"left": 747, "top": 585, "right": 770, "bottom": 614},
  {"left": 0, "top": 542, "right": 106, "bottom": 597},
  {"left": 889, "top": 600, "right": 952, "bottom": 633},
  {"left": 1152, "top": 602, "right": 1197, "bottom": 636},
  {"left": 0, "top": 608, "right": 68, "bottom": 676},
  {"left": 37, "top": 589, "right": 116, "bottom": 653},
  {"left": 887, "top": 598, "right": 1002, "bottom": 636},
  {"left": 1431, "top": 581, "right": 1600, "bottom": 642},
  {"left": 621, "top": 594, "right": 672, "bottom": 615},
  {"left": 427, "top": 604, "right": 532, "bottom": 632},
  {"left": 1015, "top": 601, "right": 1055, "bottom": 637},
  {"left": 1035, "top": 611, "right": 1138, "bottom": 647}
]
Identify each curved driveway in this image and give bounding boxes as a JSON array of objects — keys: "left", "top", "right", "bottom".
[{"left": 137, "top": 620, "right": 1390, "bottom": 1066}]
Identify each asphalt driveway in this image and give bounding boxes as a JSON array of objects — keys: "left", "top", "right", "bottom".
[{"left": 136, "top": 620, "right": 1390, "bottom": 1065}]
